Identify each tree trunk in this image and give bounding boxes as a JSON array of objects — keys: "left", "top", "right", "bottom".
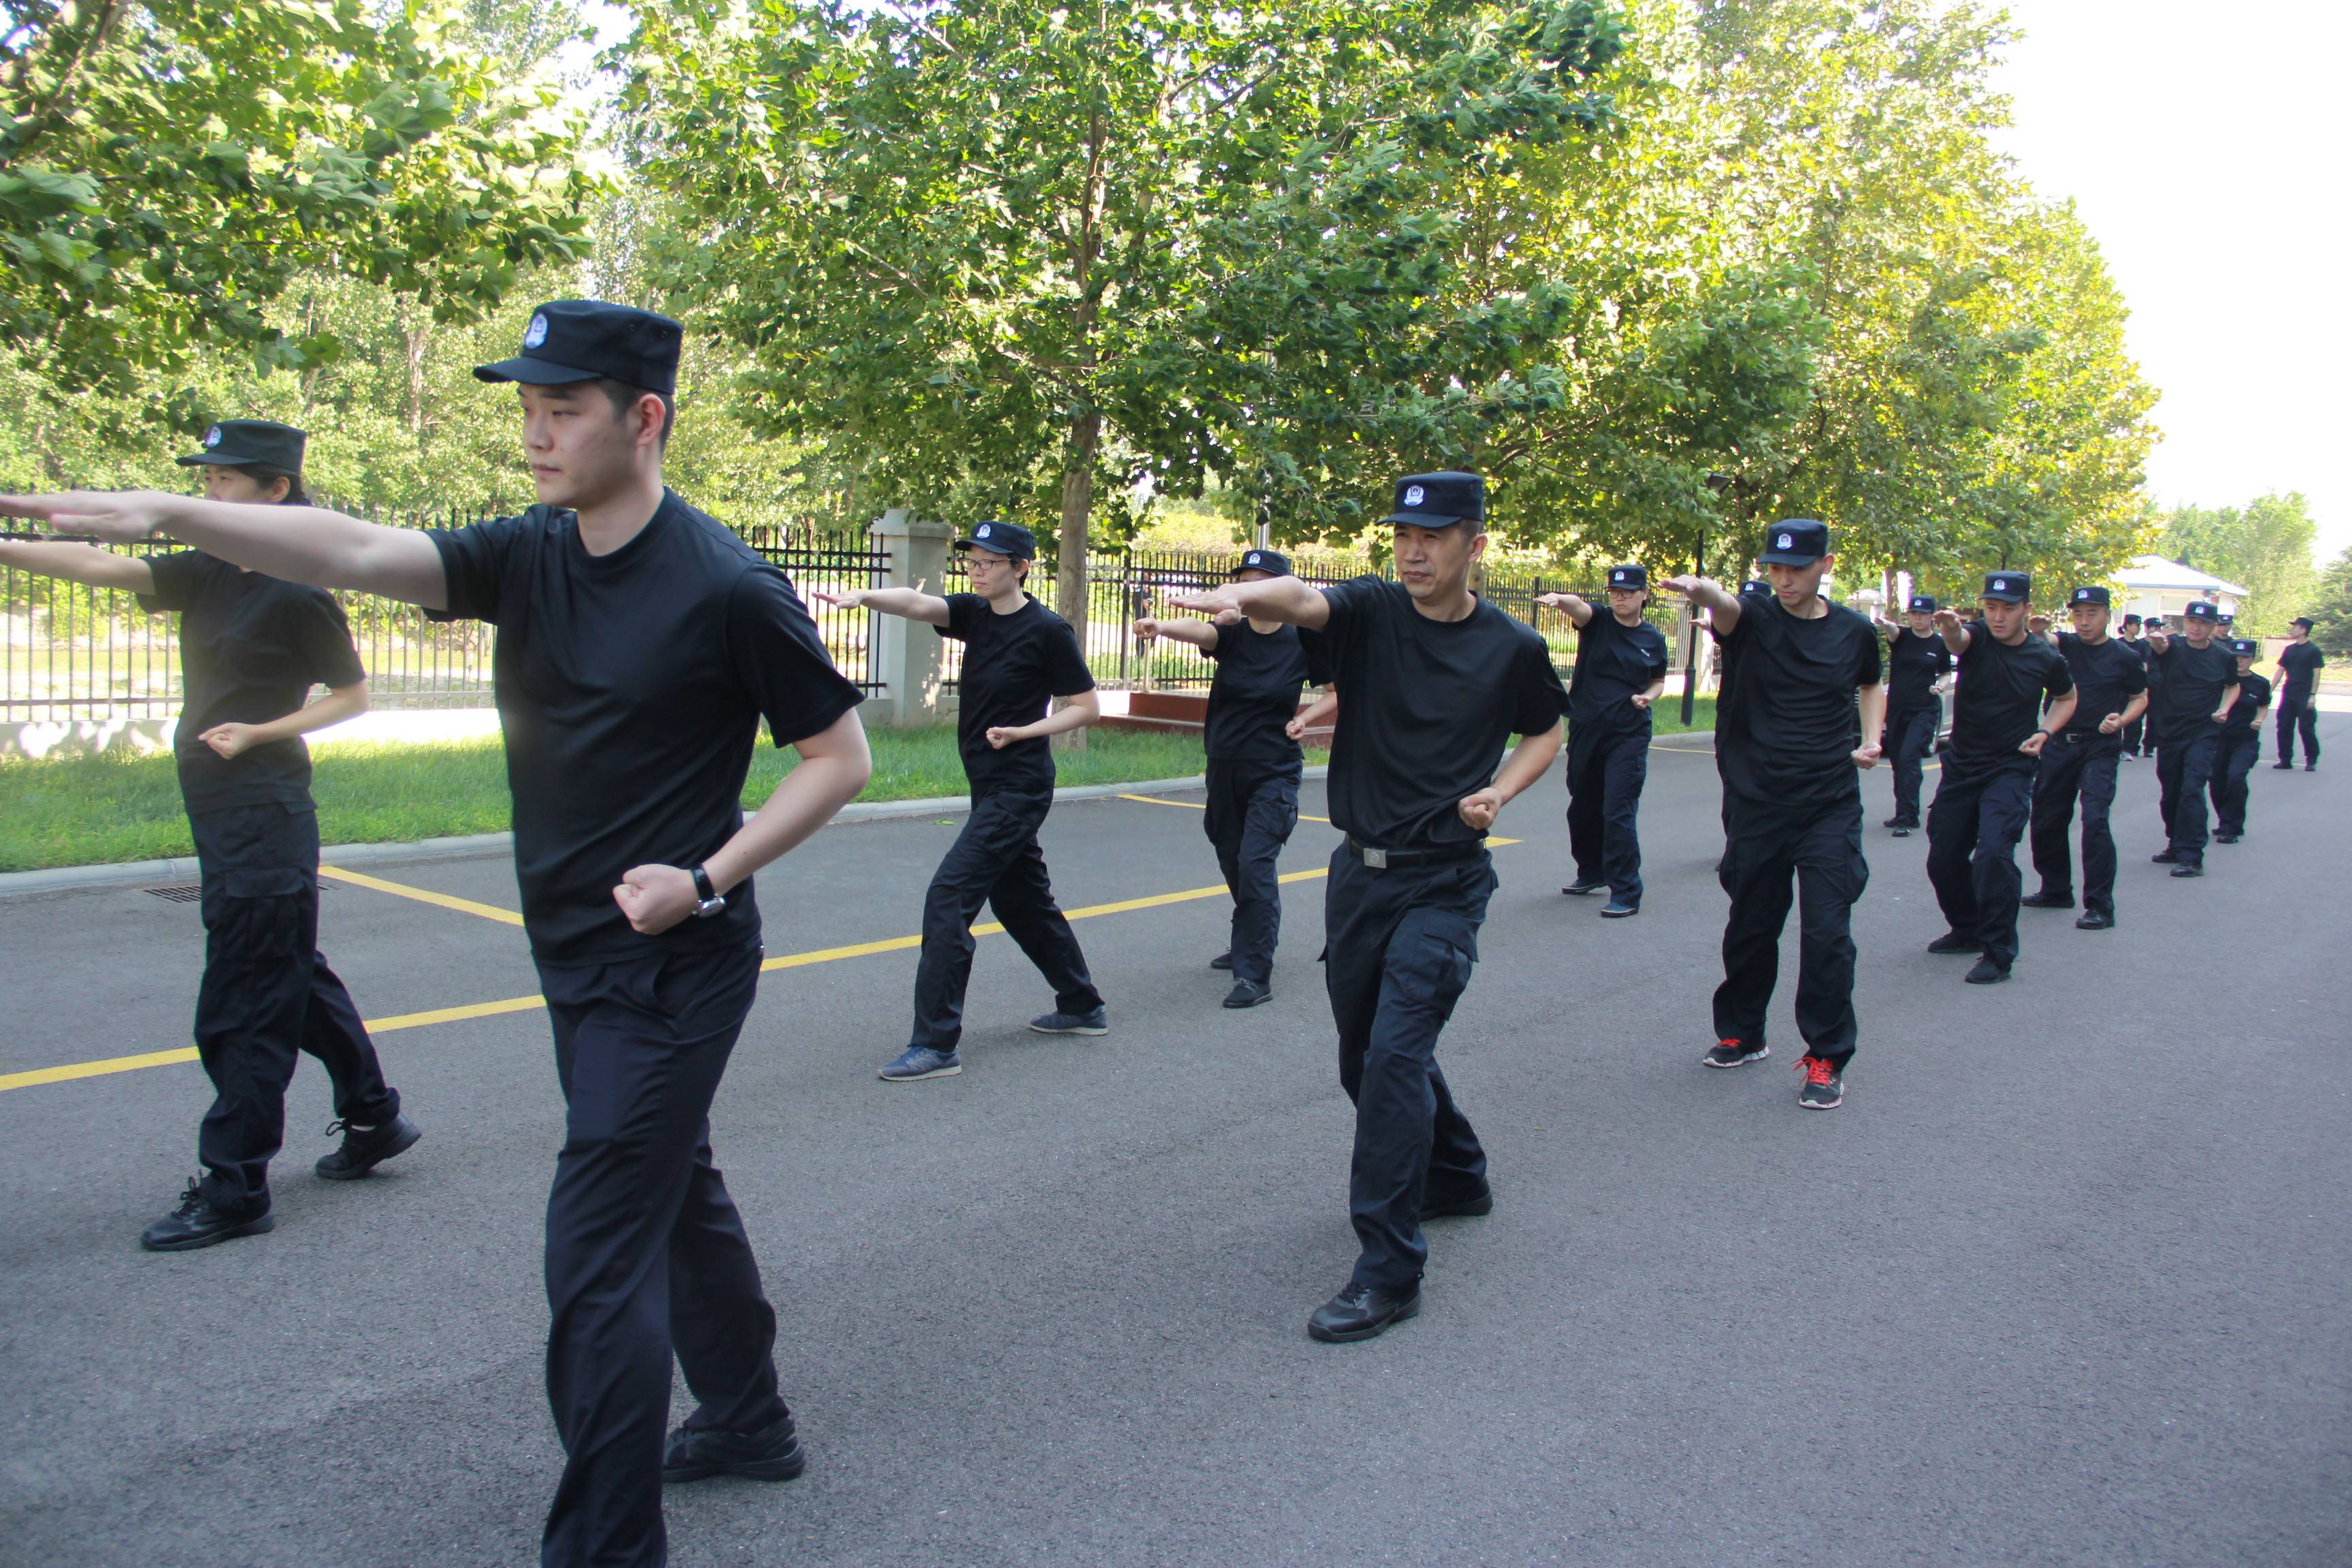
[
  {"left": 404, "top": 318, "right": 429, "bottom": 443},
  {"left": 1054, "top": 408, "right": 1100, "bottom": 751}
]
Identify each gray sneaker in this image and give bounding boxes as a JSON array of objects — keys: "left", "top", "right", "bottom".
[{"left": 879, "top": 1046, "right": 962, "bottom": 1081}]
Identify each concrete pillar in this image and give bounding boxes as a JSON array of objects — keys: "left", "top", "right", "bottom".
[{"left": 868, "top": 509, "right": 956, "bottom": 726}]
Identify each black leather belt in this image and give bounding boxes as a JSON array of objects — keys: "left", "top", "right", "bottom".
[{"left": 1342, "top": 835, "right": 1488, "bottom": 870}]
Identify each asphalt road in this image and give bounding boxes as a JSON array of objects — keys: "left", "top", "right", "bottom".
[{"left": 2, "top": 728, "right": 2347, "bottom": 1567}]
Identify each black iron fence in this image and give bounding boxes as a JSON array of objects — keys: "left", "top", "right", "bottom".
[{"left": 3, "top": 517, "right": 1684, "bottom": 723}]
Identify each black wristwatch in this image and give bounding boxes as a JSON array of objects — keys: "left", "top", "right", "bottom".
[{"left": 690, "top": 864, "right": 726, "bottom": 919}]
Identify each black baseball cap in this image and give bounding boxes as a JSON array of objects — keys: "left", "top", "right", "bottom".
[
  {"left": 1230, "top": 548, "right": 1292, "bottom": 578},
  {"left": 1381, "top": 471, "right": 1485, "bottom": 529},
  {"left": 2185, "top": 601, "right": 2219, "bottom": 622},
  {"left": 2122, "top": 612, "right": 2143, "bottom": 625},
  {"left": 177, "top": 419, "right": 304, "bottom": 471},
  {"left": 475, "top": 299, "right": 683, "bottom": 397},
  {"left": 2230, "top": 638, "right": 2258, "bottom": 657},
  {"left": 1605, "top": 564, "right": 1648, "bottom": 591},
  {"left": 1757, "top": 519, "right": 1829, "bottom": 565},
  {"left": 2068, "top": 585, "right": 2110, "bottom": 608},
  {"left": 956, "top": 519, "right": 1035, "bottom": 559},
  {"left": 1738, "top": 578, "right": 1773, "bottom": 600},
  {"left": 2291, "top": 616, "right": 2315, "bottom": 630},
  {"left": 1982, "top": 572, "right": 2029, "bottom": 603},
  {"left": 1908, "top": 594, "right": 1937, "bottom": 613}
]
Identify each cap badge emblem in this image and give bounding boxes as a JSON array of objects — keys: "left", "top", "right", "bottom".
[
  {"left": 1404, "top": 485, "right": 1426, "bottom": 507},
  {"left": 1777, "top": 533, "right": 1793, "bottom": 550},
  {"left": 977, "top": 523, "right": 992, "bottom": 538},
  {"left": 202, "top": 425, "right": 221, "bottom": 447},
  {"left": 524, "top": 313, "right": 549, "bottom": 349}
]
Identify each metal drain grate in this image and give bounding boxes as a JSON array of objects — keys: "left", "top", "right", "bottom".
[{"left": 145, "top": 881, "right": 329, "bottom": 902}]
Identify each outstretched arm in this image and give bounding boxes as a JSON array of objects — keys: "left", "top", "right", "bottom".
[
  {"left": 1533, "top": 591, "right": 1594, "bottom": 627},
  {"left": 1166, "top": 574, "right": 1330, "bottom": 631},
  {"left": 1931, "top": 606, "right": 1972, "bottom": 655},
  {"left": 1132, "top": 616, "right": 1219, "bottom": 651},
  {"left": 1660, "top": 575, "right": 1742, "bottom": 635},
  {"left": 0, "top": 491, "right": 446, "bottom": 606},
  {"left": 807, "top": 585, "right": 952, "bottom": 626},
  {"left": 1458, "top": 721, "right": 1564, "bottom": 833},
  {"left": 0, "top": 539, "right": 156, "bottom": 594}
]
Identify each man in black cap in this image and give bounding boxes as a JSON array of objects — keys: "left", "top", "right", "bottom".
[
  {"left": 1875, "top": 592, "right": 1953, "bottom": 836},
  {"left": 2116, "top": 614, "right": 2149, "bottom": 757},
  {"left": 2020, "top": 585, "right": 2144, "bottom": 930},
  {"left": 1132, "top": 547, "right": 1330, "bottom": 1004},
  {"left": 1170, "top": 470, "right": 1565, "bottom": 1342},
  {"left": 814, "top": 518, "right": 1108, "bottom": 1076},
  {"left": 2274, "top": 616, "right": 2325, "bottom": 770},
  {"left": 1537, "top": 564, "right": 1668, "bottom": 917},
  {"left": 2143, "top": 601, "right": 2239, "bottom": 877},
  {"left": 3, "top": 299, "right": 877, "bottom": 1568},
  {"left": 2209, "top": 639, "right": 2272, "bottom": 842},
  {"left": 0, "top": 419, "right": 416, "bottom": 1250},
  {"left": 1665, "top": 521, "right": 1884, "bottom": 1110},
  {"left": 1923, "top": 574, "right": 2075, "bottom": 983}
]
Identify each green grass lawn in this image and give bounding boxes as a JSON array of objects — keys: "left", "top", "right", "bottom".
[{"left": 0, "top": 700, "right": 1716, "bottom": 872}]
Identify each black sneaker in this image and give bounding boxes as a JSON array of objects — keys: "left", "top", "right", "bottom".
[
  {"left": 2019, "top": 889, "right": 2074, "bottom": 909},
  {"left": 140, "top": 1180, "right": 274, "bottom": 1252},
  {"left": 2272, "top": 761, "right": 2295, "bottom": 770},
  {"left": 314, "top": 1113, "right": 421, "bottom": 1181},
  {"left": 2075, "top": 909, "right": 2114, "bottom": 930},
  {"left": 2214, "top": 832, "right": 2240, "bottom": 844},
  {"left": 1925, "top": 931, "right": 1984, "bottom": 956},
  {"left": 1881, "top": 815, "right": 1906, "bottom": 829},
  {"left": 1599, "top": 898, "right": 1639, "bottom": 918},
  {"left": 2170, "top": 862, "right": 2204, "bottom": 878},
  {"left": 1209, "top": 951, "right": 1234, "bottom": 970},
  {"left": 1890, "top": 825, "right": 1912, "bottom": 838},
  {"left": 2308, "top": 762, "right": 2319, "bottom": 772},
  {"left": 1307, "top": 1279, "right": 1421, "bottom": 1343},
  {"left": 1963, "top": 958, "right": 2010, "bottom": 985},
  {"left": 663, "top": 1413, "right": 806, "bottom": 1484},
  {"left": 1221, "top": 979, "right": 1273, "bottom": 1009},
  {"left": 2150, "top": 849, "right": 2178, "bottom": 865},
  {"left": 1561, "top": 877, "right": 1605, "bottom": 896},
  {"left": 1421, "top": 1185, "right": 1494, "bottom": 1220},
  {"left": 1703, "top": 1038, "right": 1769, "bottom": 1068},
  {"left": 1795, "top": 1055, "right": 1844, "bottom": 1110},
  {"left": 1029, "top": 1007, "right": 1109, "bottom": 1035}
]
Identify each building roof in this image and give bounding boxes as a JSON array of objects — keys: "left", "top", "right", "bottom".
[{"left": 2112, "top": 554, "right": 2250, "bottom": 597}]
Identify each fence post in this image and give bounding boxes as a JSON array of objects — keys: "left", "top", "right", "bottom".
[{"left": 868, "top": 508, "right": 954, "bottom": 727}]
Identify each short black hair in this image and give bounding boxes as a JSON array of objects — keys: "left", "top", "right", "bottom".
[
  {"left": 242, "top": 463, "right": 310, "bottom": 506},
  {"left": 594, "top": 378, "right": 675, "bottom": 446}
]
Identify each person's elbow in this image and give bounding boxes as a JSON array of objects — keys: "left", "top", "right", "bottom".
[
  {"left": 798, "top": 707, "right": 875, "bottom": 800},
  {"left": 339, "top": 680, "right": 371, "bottom": 717},
  {"left": 1062, "top": 690, "right": 1102, "bottom": 725}
]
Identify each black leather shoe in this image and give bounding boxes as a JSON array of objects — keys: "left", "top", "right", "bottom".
[
  {"left": 2170, "top": 862, "right": 2204, "bottom": 878},
  {"left": 1209, "top": 951, "right": 1234, "bottom": 970},
  {"left": 1307, "top": 1280, "right": 1421, "bottom": 1343},
  {"left": 1422, "top": 1186, "right": 1493, "bottom": 1220},
  {"left": 1963, "top": 958, "right": 2010, "bottom": 985},
  {"left": 2214, "top": 832, "right": 2240, "bottom": 844},
  {"left": 1889, "top": 825, "right": 1912, "bottom": 837},
  {"left": 314, "top": 1113, "right": 421, "bottom": 1180},
  {"left": 1561, "top": 877, "right": 1605, "bottom": 896},
  {"left": 1222, "top": 979, "right": 1273, "bottom": 1009},
  {"left": 2150, "top": 849, "right": 2178, "bottom": 864},
  {"left": 2019, "top": 890, "right": 2074, "bottom": 909},
  {"left": 2075, "top": 909, "right": 2114, "bottom": 930},
  {"left": 1926, "top": 931, "right": 1984, "bottom": 955},
  {"left": 140, "top": 1180, "right": 274, "bottom": 1252},
  {"left": 664, "top": 1414, "right": 806, "bottom": 1484},
  {"left": 2272, "top": 761, "right": 2295, "bottom": 770}
]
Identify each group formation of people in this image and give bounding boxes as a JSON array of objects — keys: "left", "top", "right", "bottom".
[{"left": 0, "top": 297, "right": 2329, "bottom": 1568}]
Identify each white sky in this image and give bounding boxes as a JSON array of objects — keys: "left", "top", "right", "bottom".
[{"left": 1989, "top": 0, "right": 2351, "bottom": 563}]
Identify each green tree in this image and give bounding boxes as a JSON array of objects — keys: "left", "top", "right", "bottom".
[
  {"left": 620, "top": 0, "right": 1626, "bottom": 649},
  {"left": 0, "top": 0, "right": 605, "bottom": 396},
  {"left": 2158, "top": 493, "right": 2319, "bottom": 636},
  {"left": 2304, "top": 544, "right": 2352, "bottom": 657}
]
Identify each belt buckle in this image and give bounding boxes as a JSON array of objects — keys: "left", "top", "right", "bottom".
[{"left": 1362, "top": 846, "right": 1388, "bottom": 870}]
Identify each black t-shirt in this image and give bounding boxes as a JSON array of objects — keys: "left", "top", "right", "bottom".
[
  {"left": 2133, "top": 636, "right": 2162, "bottom": 689},
  {"left": 939, "top": 592, "right": 1094, "bottom": 795},
  {"left": 1316, "top": 576, "right": 1566, "bottom": 849},
  {"left": 2149, "top": 637, "right": 2239, "bottom": 739},
  {"left": 1203, "top": 620, "right": 1328, "bottom": 767},
  {"left": 2223, "top": 671, "right": 2272, "bottom": 732},
  {"left": 137, "top": 551, "right": 367, "bottom": 813},
  {"left": 1948, "top": 629, "right": 2072, "bottom": 771},
  {"left": 430, "top": 493, "right": 864, "bottom": 965},
  {"left": 2052, "top": 633, "right": 2145, "bottom": 740},
  {"left": 1715, "top": 597, "right": 1882, "bottom": 804},
  {"left": 1885, "top": 626, "right": 1953, "bottom": 713},
  {"left": 2277, "top": 641, "right": 2325, "bottom": 700},
  {"left": 1567, "top": 610, "right": 1669, "bottom": 736}
]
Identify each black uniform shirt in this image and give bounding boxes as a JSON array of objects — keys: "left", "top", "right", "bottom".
[
  {"left": 2278, "top": 641, "right": 2325, "bottom": 700},
  {"left": 1716, "top": 598, "right": 1882, "bottom": 804},
  {"left": 2053, "top": 633, "right": 2146, "bottom": 738},
  {"left": 2223, "top": 670, "right": 2273, "bottom": 732},
  {"left": 940, "top": 592, "right": 1094, "bottom": 795},
  {"left": 1948, "top": 629, "right": 2073, "bottom": 770},
  {"left": 1203, "top": 620, "right": 1328, "bottom": 767},
  {"left": 1317, "top": 576, "right": 1566, "bottom": 849},
  {"left": 431, "top": 493, "right": 864, "bottom": 965},
  {"left": 2134, "top": 636, "right": 2163, "bottom": 691},
  {"left": 1567, "top": 610, "right": 1670, "bottom": 736},
  {"left": 2149, "top": 638, "right": 2239, "bottom": 738},
  {"left": 138, "top": 551, "right": 367, "bottom": 813},
  {"left": 1885, "top": 626, "right": 1953, "bottom": 713}
]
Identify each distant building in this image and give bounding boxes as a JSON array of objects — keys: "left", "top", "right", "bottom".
[{"left": 2112, "top": 554, "right": 2248, "bottom": 620}]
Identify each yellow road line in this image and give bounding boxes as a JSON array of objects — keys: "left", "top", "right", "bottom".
[
  {"left": 2, "top": 838, "right": 1514, "bottom": 1092},
  {"left": 318, "top": 864, "right": 524, "bottom": 926},
  {"left": 1117, "top": 791, "right": 1335, "bottom": 825}
]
